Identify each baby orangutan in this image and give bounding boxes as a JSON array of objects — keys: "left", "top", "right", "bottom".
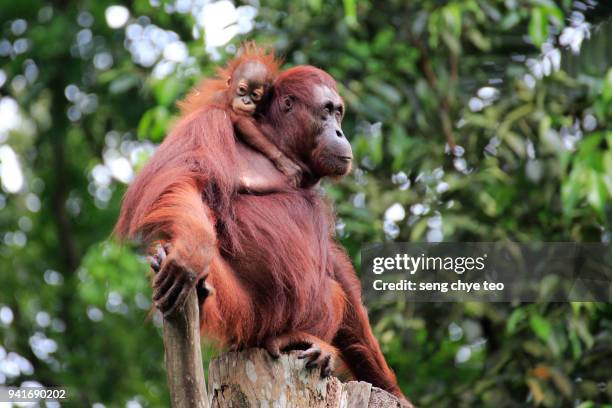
[
  {"left": 226, "top": 60, "right": 302, "bottom": 187},
  {"left": 180, "top": 45, "right": 302, "bottom": 188}
]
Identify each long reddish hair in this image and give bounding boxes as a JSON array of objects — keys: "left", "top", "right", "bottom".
[{"left": 114, "top": 108, "right": 240, "bottom": 250}]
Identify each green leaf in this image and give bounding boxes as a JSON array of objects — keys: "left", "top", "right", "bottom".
[
  {"left": 506, "top": 308, "right": 526, "bottom": 334},
  {"left": 342, "top": 0, "right": 357, "bottom": 27},
  {"left": 308, "top": 0, "right": 322, "bottom": 11},
  {"left": 410, "top": 218, "right": 429, "bottom": 241},
  {"left": 138, "top": 106, "right": 171, "bottom": 142},
  {"left": 530, "top": 314, "right": 552, "bottom": 342},
  {"left": 529, "top": 7, "right": 548, "bottom": 47},
  {"left": 109, "top": 74, "right": 140, "bottom": 94},
  {"left": 153, "top": 77, "right": 184, "bottom": 107},
  {"left": 442, "top": 4, "right": 462, "bottom": 38},
  {"left": 543, "top": 5, "right": 565, "bottom": 27},
  {"left": 587, "top": 171, "right": 607, "bottom": 216},
  {"left": 500, "top": 12, "right": 520, "bottom": 29},
  {"left": 466, "top": 28, "right": 491, "bottom": 51}
]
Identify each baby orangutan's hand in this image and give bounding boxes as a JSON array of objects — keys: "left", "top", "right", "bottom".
[{"left": 273, "top": 155, "right": 302, "bottom": 187}]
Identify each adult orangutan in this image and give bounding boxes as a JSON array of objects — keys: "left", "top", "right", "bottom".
[{"left": 115, "top": 62, "right": 412, "bottom": 406}]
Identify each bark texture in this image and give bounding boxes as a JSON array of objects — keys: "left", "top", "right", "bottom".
[
  {"left": 162, "top": 290, "right": 209, "bottom": 408},
  {"left": 208, "top": 348, "right": 402, "bottom": 407}
]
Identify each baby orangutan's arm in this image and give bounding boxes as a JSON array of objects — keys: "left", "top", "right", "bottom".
[{"left": 232, "top": 112, "right": 302, "bottom": 187}]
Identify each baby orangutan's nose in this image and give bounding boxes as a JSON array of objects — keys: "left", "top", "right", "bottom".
[{"left": 242, "top": 97, "right": 252, "bottom": 105}]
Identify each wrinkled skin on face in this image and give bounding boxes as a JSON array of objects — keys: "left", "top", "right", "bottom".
[
  {"left": 229, "top": 61, "right": 270, "bottom": 115},
  {"left": 307, "top": 84, "right": 353, "bottom": 178}
]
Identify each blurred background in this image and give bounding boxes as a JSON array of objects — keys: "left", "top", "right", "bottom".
[{"left": 0, "top": 0, "right": 611, "bottom": 406}]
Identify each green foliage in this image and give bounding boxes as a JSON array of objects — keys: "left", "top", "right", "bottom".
[{"left": 0, "top": 0, "right": 610, "bottom": 407}]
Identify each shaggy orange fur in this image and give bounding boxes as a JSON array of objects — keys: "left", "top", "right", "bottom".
[{"left": 178, "top": 42, "right": 282, "bottom": 115}]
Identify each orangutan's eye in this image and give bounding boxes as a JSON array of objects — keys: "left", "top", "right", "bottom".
[
  {"left": 251, "top": 90, "right": 263, "bottom": 101},
  {"left": 324, "top": 102, "right": 334, "bottom": 115}
]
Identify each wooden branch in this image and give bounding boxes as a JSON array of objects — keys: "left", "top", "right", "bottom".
[
  {"left": 208, "top": 348, "right": 402, "bottom": 407},
  {"left": 162, "top": 289, "right": 209, "bottom": 408}
]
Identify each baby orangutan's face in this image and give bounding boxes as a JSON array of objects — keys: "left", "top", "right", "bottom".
[{"left": 230, "top": 61, "right": 269, "bottom": 115}]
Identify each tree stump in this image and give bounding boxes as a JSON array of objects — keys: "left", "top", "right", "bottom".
[
  {"left": 208, "top": 348, "right": 402, "bottom": 407},
  {"left": 160, "top": 289, "right": 401, "bottom": 407}
]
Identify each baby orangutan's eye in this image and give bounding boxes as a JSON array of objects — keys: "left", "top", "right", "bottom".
[
  {"left": 238, "top": 84, "right": 248, "bottom": 95},
  {"left": 251, "top": 90, "right": 262, "bottom": 101}
]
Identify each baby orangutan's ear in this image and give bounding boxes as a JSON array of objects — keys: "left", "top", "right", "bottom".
[{"left": 226, "top": 77, "right": 232, "bottom": 86}]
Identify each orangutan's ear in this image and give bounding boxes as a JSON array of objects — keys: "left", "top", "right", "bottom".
[{"left": 282, "top": 95, "right": 294, "bottom": 113}]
